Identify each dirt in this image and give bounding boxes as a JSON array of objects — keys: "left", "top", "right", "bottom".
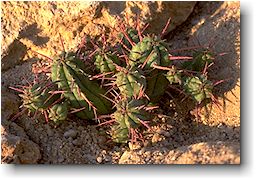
[{"left": 1, "top": 1, "right": 240, "bottom": 164}]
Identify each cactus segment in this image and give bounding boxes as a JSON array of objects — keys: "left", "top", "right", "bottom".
[
  {"left": 94, "top": 51, "right": 121, "bottom": 73},
  {"left": 145, "top": 70, "right": 169, "bottom": 102},
  {"left": 51, "top": 52, "right": 112, "bottom": 120},
  {"left": 115, "top": 67, "right": 146, "bottom": 98},
  {"left": 129, "top": 36, "right": 170, "bottom": 69},
  {"left": 183, "top": 75, "right": 213, "bottom": 103},
  {"left": 182, "top": 49, "right": 214, "bottom": 72},
  {"left": 119, "top": 28, "right": 139, "bottom": 49},
  {"left": 111, "top": 122, "right": 129, "bottom": 144},
  {"left": 48, "top": 101, "right": 68, "bottom": 123},
  {"left": 112, "top": 98, "right": 151, "bottom": 143},
  {"left": 19, "top": 83, "right": 60, "bottom": 113},
  {"left": 166, "top": 65, "right": 182, "bottom": 85}
]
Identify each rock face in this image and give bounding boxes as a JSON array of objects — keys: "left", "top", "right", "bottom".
[
  {"left": 1, "top": 88, "right": 20, "bottom": 120},
  {"left": 165, "top": 141, "right": 240, "bottom": 164},
  {"left": 1, "top": 1, "right": 195, "bottom": 71},
  {"left": 1, "top": 120, "right": 41, "bottom": 164},
  {"left": 118, "top": 141, "right": 240, "bottom": 164}
]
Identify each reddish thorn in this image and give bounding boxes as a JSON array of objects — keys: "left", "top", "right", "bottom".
[
  {"left": 32, "top": 110, "right": 39, "bottom": 120},
  {"left": 145, "top": 106, "right": 159, "bottom": 111},
  {"left": 99, "top": 93, "right": 117, "bottom": 105},
  {"left": 31, "top": 50, "right": 53, "bottom": 61},
  {"left": 43, "top": 93, "right": 57, "bottom": 105},
  {"left": 152, "top": 64, "right": 171, "bottom": 71},
  {"left": 81, "top": 92, "right": 96, "bottom": 109},
  {"left": 90, "top": 72, "right": 113, "bottom": 80},
  {"left": 202, "top": 61, "right": 209, "bottom": 75},
  {"left": 120, "top": 24, "right": 135, "bottom": 46},
  {"left": 10, "top": 108, "right": 27, "bottom": 121},
  {"left": 121, "top": 48, "right": 130, "bottom": 66},
  {"left": 169, "top": 55, "right": 193, "bottom": 60},
  {"left": 93, "top": 107, "right": 98, "bottom": 122},
  {"left": 136, "top": 15, "right": 143, "bottom": 41},
  {"left": 213, "top": 79, "right": 226, "bottom": 87},
  {"left": 102, "top": 82, "right": 115, "bottom": 87},
  {"left": 161, "top": 17, "right": 172, "bottom": 38},
  {"left": 59, "top": 33, "right": 66, "bottom": 53},
  {"left": 118, "top": 38, "right": 131, "bottom": 52},
  {"left": 9, "top": 86, "right": 25, "bottom": 93},
  {"left": 49, "top": 90, "right": 67, "bottom": 94},
  {"left": 141, "top": 50, "right": 155, "bottom": 69},
  {"left": 138, "top": 120, "right": 151, "bottom": 130},
  {"left": 88, "top": 49, "right": 98, "bottom": 58},
  {"left": 50, "top": 96, "right": 65, "bottom": 107},
  {"left": 141, "top": 23, "right": 149, "bottom": 34},
  {"left": 43, "top": 110, "right": 49, "bottom": 123},
  {"left": 96, "top": 119, "right": 116, "bottom": 127},
  {"left": 70, "top": 107, "right": 87, "bottom": 114},
  {"left": 219, "top": 52, "right": 229, "bottom": 56}
]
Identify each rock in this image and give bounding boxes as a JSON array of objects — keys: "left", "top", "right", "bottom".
[
  {"left": 151, "top": 133, "right": 164, "bottom": 144},
  {"left": 64, "top": 129, "right": 78, "bottom": 139},
  {"left": 119, "top": 151, "right": 132, "bottom": 164},
  {"left": 165, "top": 141, "right": 240, "bottom": 164},
  {"left": 96, "top": 156, "right": 103, "bottom": 163},
  {"left": 1, "top": 88, "right": 20, "bottom": 120},
  {"left": 1, "top": 127, "right": 41, "bottom": 164},
  {"left": 1, "top": 1, "right": 195, "bottom": 71}
]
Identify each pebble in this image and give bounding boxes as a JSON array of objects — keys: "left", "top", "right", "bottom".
[
  {"left": 152, "top": 133, "right": 162, "bottom": 143},
  {"left": 64, "top": 129, "right": 78, "bottom": 139},
  {"left": 58, "top": 156, "right": 65, "bottom": 163},
  {"left": 72, "top": 139, "right": 81, "bottom": 146},
  {"left": 96, "top": 156, "right": 103, "bottom": 163}
]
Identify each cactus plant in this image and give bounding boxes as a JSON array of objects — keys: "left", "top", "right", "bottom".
[
  {"left": 10, "top": 16, "right": 225, "bottom": 145},
  {"left": 48, "top": 101, "right": 69, "bottom": 123}
]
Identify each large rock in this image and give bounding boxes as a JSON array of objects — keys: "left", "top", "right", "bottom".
[
  {"left": 118, "top": 141, "right": 240, "bottom": 164},
  {"left": 1, "top": 1, "right": 195, "bottom": 71},
  {"left": 165, "top": 141, "right": 240, "bottom": 164},
  {"left": 1, "top": 88, "right": 20, "bottom": 120},
  {"left": 1, "top": 120, "right": 41, "bottom": 164}
]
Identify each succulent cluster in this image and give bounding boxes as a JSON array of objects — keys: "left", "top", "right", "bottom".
[{"left": 11, "top": 17, "right": 222, "bottom": 143}]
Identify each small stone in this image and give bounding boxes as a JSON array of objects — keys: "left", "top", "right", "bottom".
[
  {"left": 64, "top": 129, "right": 77, "bottom": 139},
  {"left": 58, "top": 156, "right": 65, "bottom": 163},
  {"left": 152, "top": 133, "right": 162, "bottom": 143},
  {"left": 128, "top": 142, "right": 141, "bottom": 150},
  {"left": 96, "top": 156, "right": 103, "bottom": 163},
  {"left": 104, "top": 155, "right": 111, "bottom": 162},
  {"left": 72, "top": 139, "right": 81, "bottom": 146},
  {"left": 164, "top": 131, "right": 171, "bottom": 138}
]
